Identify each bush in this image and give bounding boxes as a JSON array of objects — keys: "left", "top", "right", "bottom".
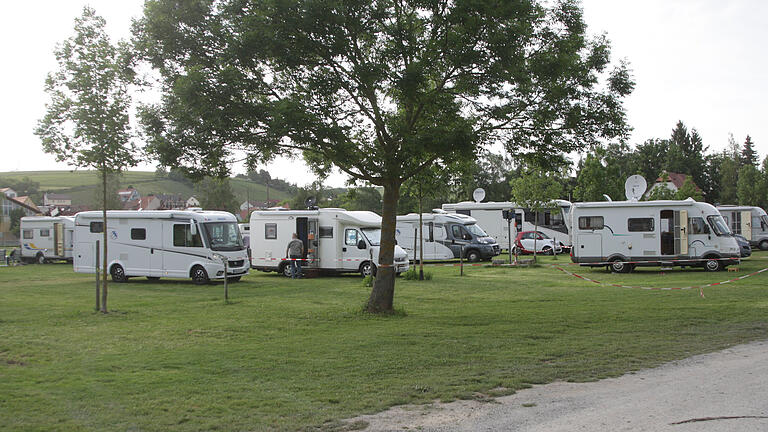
[{"left": 402, "top": 268, "right": 432, "bottom": 280}]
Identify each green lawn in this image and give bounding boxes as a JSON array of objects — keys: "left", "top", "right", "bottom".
[{"left": 2, "top": 254, "right": 768, "bottom": 431}]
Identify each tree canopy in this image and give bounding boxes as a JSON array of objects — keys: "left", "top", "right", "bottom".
[{"left": 134, "top": 0, "right": 633, "bottom": 311}]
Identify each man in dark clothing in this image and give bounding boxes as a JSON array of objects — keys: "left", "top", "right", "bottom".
[{"left": 286, "top": 233, "right": 304, "bottom": 279}]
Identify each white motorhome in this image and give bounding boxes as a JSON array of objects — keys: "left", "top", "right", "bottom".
[
  {"left": 20, "top": 216, "right": 75, "bottom": 263},
  {"left": 716, "top": 205, "right": 768, "bottom": 250},
  {"left": 73, "top": 210, "right": 249, "bottom": 283},
  {"left": 441, "top": 200, "right": 572, "bottom": 250},
  {"left": 250, "top": 208, "right": 410, "bottom": 277},
  {"left": 395, "top": 213, "right": 500, "bottom": 261},
  {"left": 570, "top": 199, "right": 740, "bottom": 272}
]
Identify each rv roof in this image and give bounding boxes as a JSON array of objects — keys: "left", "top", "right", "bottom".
[
  {"left": 397, "top": 213, "right": 477, "bottom": 224},
  {"left": 75, "top": 210, "right": 237, "bottom": 223},
  {"left": 21, "top": 216, "right": 74, "bottom": 222},
  {"left": 442, "top": 199, "right": 571, "bottom": 210},
  {"left": 250, "top": 208, "right": 383, "bottom": 226},
  {"left": 572, "top": 199, "right": 702, "bottom": 209},
  {"left": 716, "top": 205, "right": 767, "bottom": 214}
]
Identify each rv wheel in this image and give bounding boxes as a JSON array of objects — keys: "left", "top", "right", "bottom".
[
  {"left": 704, "top": 257, "right": 722, "bottom": 272},
  {"left": 360, "top": 261, "right": 376, "bottom": 277},
  {"left": 36, "top": 253, "right": 46, "bottom": 265},
  {"left": 110, "top": 264, "right": 127, "bottom": 282},
  {"left": 191, "top": 265, "right": 210, "bottom": 285},
  {"left": 610, "top": 258, "right": 631, "bottom": 273},
  {"left": 465, "top": 249, "right": 481, "bottom": 262},
  {"left": 280, "top": 263, "right": 292, "bottom": 278},
  {"left": 760, "top": 240, "right": 768, "bottom": 251}
]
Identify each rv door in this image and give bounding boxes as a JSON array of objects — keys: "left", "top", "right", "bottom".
[
  {"left": 742, "top": 210, "right": 752, "bottom": 240},
  {"left": 679, "top": 210, "right": 688, "bottom": 255},
  {"left": 54, "top": 223, "right": 64, "bottom": 257}
]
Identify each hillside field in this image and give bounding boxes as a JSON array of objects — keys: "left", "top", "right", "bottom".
[{"left": 0, "top": 171, "right": 289, "bottom": 207}]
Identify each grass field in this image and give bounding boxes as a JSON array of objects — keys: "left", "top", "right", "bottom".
[
  {"left": 2, "top": 253, "right": 768, "bottom": 431},
  {"left": 0, "top": 171, "right": 289, "bottom": 206}
]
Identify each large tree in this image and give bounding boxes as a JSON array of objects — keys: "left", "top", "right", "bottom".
[
  {"left": 134, "top": 0, "right": 632, "bottom": 312},
  {"left": 741, "top": 135, "right": 758, "bottom": 167},
  {"left": 665, "top": 121, "right": 707, "bottom": 188},
  {"left": 36, "top": 7, "right": 138, "bottom": 313}
]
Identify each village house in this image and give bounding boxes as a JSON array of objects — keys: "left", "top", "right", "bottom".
[
  {"left": 186, "top": 196, "right": 200, "bottom": 208},
  {"left": 643, "top": 172, "right": 702, "bottom": 199},
  {"left": 1, "top": 187, "right": 42, "bottom": 244},
  {"left": 124, "top": 195, "right": 162, "bottom": 211}
]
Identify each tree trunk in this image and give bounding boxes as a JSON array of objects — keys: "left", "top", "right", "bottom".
[
  {"left": 367, "top": 181, "right": 400, "bottom": 313},
  {"left": 101, "top": 170, "right": 109, "bottom": 313},
  {"left": 533, "top": 217, "right": 538, "bottom": 264},
  {"left": 418, "top": 182, "right": 424, "bottom": 281}
]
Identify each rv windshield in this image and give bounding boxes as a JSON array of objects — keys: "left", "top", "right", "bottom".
[
  {"left": 360, "top": 228, "right": 381, "bottom": 246},
  {"left": 465, "top": 223, "right": 488, "bottom": 237},
  {"left": 202, "top": 222, "right": 244, "bottom": 251},
  {"left": 706, "top": 215, "right": 732, "bottom": 236}
]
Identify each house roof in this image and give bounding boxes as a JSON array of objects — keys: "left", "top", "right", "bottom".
[
  {"left": 654, "top": 172, "right": 702, "bottom": 192},
  {"left": 44, "top": 192, "right": 72, "bottom": 200},
  {"left": 2, "top": 194, "right": 41, "bottom": 214}
]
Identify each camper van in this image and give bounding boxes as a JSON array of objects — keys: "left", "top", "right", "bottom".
[
  {"left": 716, "top": 205, "right": 768, "bottom": 250},
  {"left": 395, "top": 213, "right": 500, "bottom": 262},
  {"left": 20, "top": 216, "right": 75, "bottom": 263},
  {"left": 441, "top": 200, "right": 572, "bottom": 250},
  {"left": 250, "top": 208, "right": 410, "bottom": 277},
  {"left": 73, "top": 210, "right": 249, "bottom": 283},
  {"left": 570, "top": 199, "right": 740, "bottom": 272}
]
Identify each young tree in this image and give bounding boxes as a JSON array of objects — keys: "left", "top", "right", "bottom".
[
  {"left": 511, "top": 170, "right": 564, "bottom": 262},
  {"left": 92, "top": 172, "right": 123, "bottom": 210},
  {"left": 135, "top": 0, "right": 632, "bottom": 312},
  {"left": 35, "top": 7, "right": 138, "bottom": 313},
  {"left": 196, "top": 177, "right": 238, "bottom": 212},
  {"left": 674, "top": 177, "right": 703, "bottom": 201},
  {"left": 741, "top": 135, "right": 758, "bottom": 167},
  {"left": 8, "top": 209, "right": 26, "bottom": 238},
  {"left": 737, "top": 164, "right": 761, "bottom": 206},
  {"left": 719, "top": 152, "right": 739, "bottom": 204}
]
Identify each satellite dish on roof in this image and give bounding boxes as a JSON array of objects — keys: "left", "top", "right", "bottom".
[
  {"left": 625, "top": 175, "right": 647, "bottom": 201},
  {"left": 472, "top": 188, "right": 486, "bottom": 203},
  {"left": 304, "top": 196, "right": 317, "bottom": 209}
]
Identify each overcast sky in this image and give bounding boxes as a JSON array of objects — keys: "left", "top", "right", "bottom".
[{"left": 1, "top": 0, "right": 765, "bottom": 187}]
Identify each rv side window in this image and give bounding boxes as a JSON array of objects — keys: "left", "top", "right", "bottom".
[
  {"left": 578, "top": 216, "right": 603, "bottom": 230},
  {"left": 627, "top": 218, "right": 654, "bottom": 232},
  {"left": 524, "top": 209, "right": 535, "bottom": 223},
  {"left": 131, "top": 228, "right": 147, "bottom": 240},
  {"left": 90, "top": 222, "right": 103, "bottom": 233},
  {"left": 173, "top": 224, "right": 203, "bottom": 247},
  {"left": 451, "top": 225, "right": 462, "bottom": 238},
  {"left": 319, "top": 226, "right": 333, "bottom": 238},
  {"left": 23, "top": 229, "right": 33, "bottom": 239},
  {"left": 689, "top": 217, "right": 708, "bottom": 235},
  {"left": 345, "top": 229, "right": 359, "bottom": 246},
  {"left": 264, "top": 223, "right": 277, "bottom": 239},
  {"left": 456, "top": 210, "right": 471, "bottom": 216},
  {"left": 39, "top": 229, "right": 50, "bottom": 237}
]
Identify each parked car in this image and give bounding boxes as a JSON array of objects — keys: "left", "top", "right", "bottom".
[
  {"left": 733, "top": 234, "right": 752, "bottom": 258},
  {"left": 513, "top": 231, "right": 563, "bottom": 255}
]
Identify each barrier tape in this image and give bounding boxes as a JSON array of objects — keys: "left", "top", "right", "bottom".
[{"left": 550, "top": 264, "right": 768, "bottom": 297}]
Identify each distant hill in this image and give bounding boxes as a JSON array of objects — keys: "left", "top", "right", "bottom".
[{"left": 0, "top": 170, "right": 290, "bottom": 207}]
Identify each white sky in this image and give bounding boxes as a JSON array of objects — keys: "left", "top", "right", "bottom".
[{"left": 1, "top": 0, "right": 765, "bottom": 187}]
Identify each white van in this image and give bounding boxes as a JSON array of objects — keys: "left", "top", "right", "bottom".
[
  {"left": 20, "top": 216, "right": 75, "bottom": 263},
  {"left": 570, "top": 199, "right": 740, "bottom": 272},
  {"left": 716, "top": 205, "right": 768, "bottom": 250},
  {"left": 395, "top": 213, "right": 500, "bottom": 261},
  {"left": 73, "top": 210, "right": 249, "bottom": 283},
  {"left": 250, "top": 208, "right": 410, "bottom": 277},
  {"left": 441, "top": 200, "right": 572, "bottom": 250}
]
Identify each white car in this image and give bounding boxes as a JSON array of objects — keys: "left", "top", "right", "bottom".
[{"left": 514, "top": 231, "right": 563, "bottom": 255}]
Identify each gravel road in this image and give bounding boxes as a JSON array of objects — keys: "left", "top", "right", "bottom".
[{"left": 352, "top": 340, "right": 768, "bottom": 431}]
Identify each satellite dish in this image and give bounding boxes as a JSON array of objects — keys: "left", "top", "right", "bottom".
[
  {"left": 472, "top": 188, "right": 486, "bottom": 203},
  {"left": 304, "top": 196, "right": 317, "bottom": 209},
  {"left": 624, "top": 175, "right": 647, "bottom": 201}
]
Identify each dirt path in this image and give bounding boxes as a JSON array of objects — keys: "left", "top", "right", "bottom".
[{"left": 350, "top": 340, "right": 768, "bottom": 431}]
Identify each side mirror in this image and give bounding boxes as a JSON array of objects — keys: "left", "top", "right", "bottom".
[
  {"left": 189, "top": 220, "right": 197, "bottom": 236},
  {"left": 357, "top": 239, "right": 366, "bottom": 250}
]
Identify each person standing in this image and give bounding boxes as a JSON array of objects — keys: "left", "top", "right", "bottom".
[{"left": 286, "top": 233, "right": 305, "bottom": 279}]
